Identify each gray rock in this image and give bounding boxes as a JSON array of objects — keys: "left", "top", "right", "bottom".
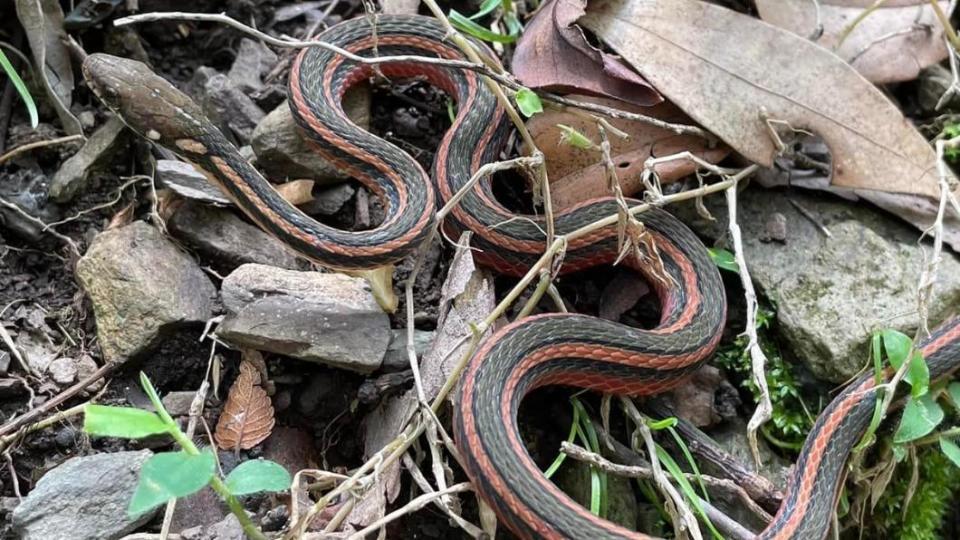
[
  {"left": 227, "top": 38, "right": 278, "bottom": 93},
  {"left": 382, "top": 329, "right": 436, "bottom": 371},
  {"left": 202, "top": 73, "right": 265, "bottom": 145},
  {"left": 0, "top": 350, "right": 9, "bottom": 374},
  {"left": 49, "top": 117, "right": 127, "bottom": 202},
  {"left": 156, "top": 159, "right": 231, "bottom": 205},
  {"left": 47, "top": 357, "right": 77, "bottom": 386},
  {"left": 251, "top": 87, "right": 370, "bottom": 183},
  {"left": 218, "top": 264, "right": 390, "bottom": 373},
  {"left": 676, "top": 188, "right": 960, "bottom": 382},
  {"left": 169, "top": 202, "right": 300, "bottom": 270},
  {"left": 75, "top": 221, "right": 217, "bottom": 363},
  {"left": 76, "top": 354, "right": 104, "bottom": 393},
  {"left": 11, "top": 450, "right": 157, "bottom": 540},
  {"left": 162, "top": 390, "right": 198, "bottom": 416},
  {"left": 299, "top": 182, "right": 356, "bottom": 216},
  {"left": 180, "top": 514, "right": 244, "bottom": 540}
]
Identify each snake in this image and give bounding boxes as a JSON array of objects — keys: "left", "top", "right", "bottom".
[{"left": 81, "top": 14, "right": 960, "bottom": 540}]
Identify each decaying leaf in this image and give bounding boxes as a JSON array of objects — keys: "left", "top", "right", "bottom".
[
  {"left": 214, "top": 356, "right": 275, "bottom": 450},
  {"left": 512, "top": 0, "right": 660, "bottom": 106},
  {"left": 106, "top": 201, "right": 135, "bottom": 230},
  {"left": 15, "top": 0, "right": 83, "bottom": 135},
  {"left": 275, "top": 179, "right": 316, "bottom": 206},
  {"left": 756, "top": 0, "right": 949, "bottom": 84},
  {"left": 527, "top": 95, "right": 729, "bottom": 207},
  {"left": 579, "top": 0, "right": 958, "bottom": 204}
]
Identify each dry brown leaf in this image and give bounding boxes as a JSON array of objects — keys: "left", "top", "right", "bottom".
[
  {"left": 154, "top": 188, "right": 184, "bottom": 223},
  {"left": 527, "top": 95, "right": 729, "bottom": 207},
  {"left": 580, "top": 0, "right": 958, "bottom": 202},
  {"left": 105, "top": 201, "right": 135, "bottom": 230},
  {"left": 214, "top": 356, "right": 275, "bottom": 450},
  {"left": 756, "top": 0, "right": 948, "bottom": 84},
  {"left": 275, "top": 179, "right": 315, "bottom": 206},
  {"left": 512, "top": 0, "right": 661, "bottom": 106},
  {"left": 15, "top": 0, "right": 83, "bottom": 135}
]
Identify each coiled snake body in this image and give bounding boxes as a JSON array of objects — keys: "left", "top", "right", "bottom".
[{"left": 82, "top": 14, "right": 960, "bottom": 540}]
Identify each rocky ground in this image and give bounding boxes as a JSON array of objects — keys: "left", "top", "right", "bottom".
[{"left": 1, "top": 1, "right": 960, "bottom": 539}]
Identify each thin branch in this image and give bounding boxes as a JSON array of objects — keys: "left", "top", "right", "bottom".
[
  {"left": 560, "top": 442, "right": 760, "bottom": 540},
  {"left": 726, "top": 185, "right": 773, "bottom": 467}
]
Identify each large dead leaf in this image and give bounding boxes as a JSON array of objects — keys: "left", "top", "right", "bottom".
[
  {"left": 214, "top": 356, "right": 275, "bottom": 450},
  {"left": 15, "top": 0, "right": 82, "bottom": 135},
  {"left": 512, "top": 0, "right": 661, "bottom": 106},
  {"left": 527, "top": 95, "right": 729, "bottom": 207},
  {"left": 580, "top": 0, "right": 958, "bottom": 202},
  {"left": 756, "top": 0, "right": 949, "bottom": 84}
]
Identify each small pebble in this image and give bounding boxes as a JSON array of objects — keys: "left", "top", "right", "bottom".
[
  {"left": 54, "top": 427, "right": 77, "bottom": 448},
  {"left": 76, "top": 355, "right": 105, "bottom": 394},
  {"left": 48, "top": 357, "right": 78, "bottom": 386}
]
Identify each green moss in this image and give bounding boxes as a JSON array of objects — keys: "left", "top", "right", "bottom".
[
  {"left": 714, "top": 307, "right": 813, "bottom": 449},
  {"left": 868, "top": 448, "right": 960, "bottom": 539}
]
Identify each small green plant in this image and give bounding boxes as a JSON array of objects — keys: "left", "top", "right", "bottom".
[
  {"left": 83, "top": 373, "right": 290, "bottom": 540},
  {"left": 0, "top": 48, "right": 38, "bottom": 128},
  {"left": 868, "top": 448, "right": 960, "bottom": 539},
  {"left": 450, "top": 0, "right": 522, "bottom": 44},
  {"left": 544, "top": 396, "right": 608, "bottom": 517},
  {"left": 714, "top": 307, "right": 813, "bottom": 450},
  {"left": 942, "top": 122, "right": 960, "bottom": 161}
]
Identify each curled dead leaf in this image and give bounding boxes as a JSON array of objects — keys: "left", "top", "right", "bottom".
[
  {"left": 275, "top": 179, "right": 316, "bottom": 206},
  {"left": 756, "top": 0, "right": 949, "bottom": 84},
  {"left": 105, "top": 201, "right": 135, "bottom": 230},
  {"left": 527, "top": 95, "right": 729, "bottom": 208},
  {"left": 579, "top": 0, "right": 958, "bottom": 203},
  {"left": 214, "top": 356, "right": 275, "bottom": 451},
  {"left": 512, "top": 0, "right": 661, "bottom": 106}
]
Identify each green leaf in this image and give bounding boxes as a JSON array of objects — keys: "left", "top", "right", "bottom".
[
  {"left": 128, "top": 449, "right": 216, "bottom": 517},
  {"left": 515, "top": 88, "right": 543, "bottom": 118},
  {"left": 449, "top": 10, "right": 517, "bottom": 43},
  {"left": 707, "top": 248, "right": 739, "bottom": 273},
  {"left": 947, "top": 383, "right": 960, "bottom": 410},
  {"left": 907, "top": 351, "right": 929, "bottom": 398},
  {"left": 881, "top": 329, "right": 912, "bottom": 369},
  {"left": 0, "top": 49, "right": 38, "bottom": 128},
  {"left": 469, "top": 0, "right": 502, "bottom": 19},
  {"left": 646, "top": 417, "right": 677, "bottom": 430},
  {"left": 894, "top": 394, "right": 945, "bottom": 444},
  {"left": 504, "top": 12, "right": 523, "bottom": 36},
  {"left": 655, "top": 446, "right": 723, "bottom": 540},
  {"left": 557, "top": 124, "right": 596, "bottom": 150},
  {"left": 940, "top": 437, "right": 960, "bottom": 469},
  {"left": 544, "top": 401, "right": 581, "bottom": 479},
  {"left": 84, "top": 405, "right": 169, "bottom": 439},
  {"left": 224, "top": 459, "right": 291, "bottom": 496}
]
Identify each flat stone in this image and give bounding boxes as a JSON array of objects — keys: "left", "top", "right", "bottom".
[
  {"left": 218, "top": 264, "right": 390, "bottom": 373},
  {"left": 156, "top": 159, "right": 231, "bottom": 205},
  {"left": 227, "top": 38, "right": 277, "bottom": 93},
  {"left": 202, "top": 73, "right": 265, "bottom": 145},
  {"left": 299, "top": 182, "right": 356, "bottom": 216},
  {"left": 382, "top": 329, "right": 436, "bottom": 371},
  {"left": 49, "top": 117, "right": 127, "bottom": 202},
  {"left": 11, "top": 450, "right": 157, "bottom": 540},
  {"left": 162, "top": 390, "right": 198, "bottom": 416},
  {"left": 75, "top": 221, "right": 217, "bottom": 363},
  {"left": 676, "top": 188, "right": 960, "bottom": 382},
  {"left": 169, "top": 201, "right": 300, "bottom": 270},
  {"left": 251, "top": 87, "right": 370, "bottom": 183}
]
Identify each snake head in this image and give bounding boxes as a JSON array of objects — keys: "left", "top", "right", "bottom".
[{"left": 82, "top": 53, "right": 209, "bottom": 148}]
